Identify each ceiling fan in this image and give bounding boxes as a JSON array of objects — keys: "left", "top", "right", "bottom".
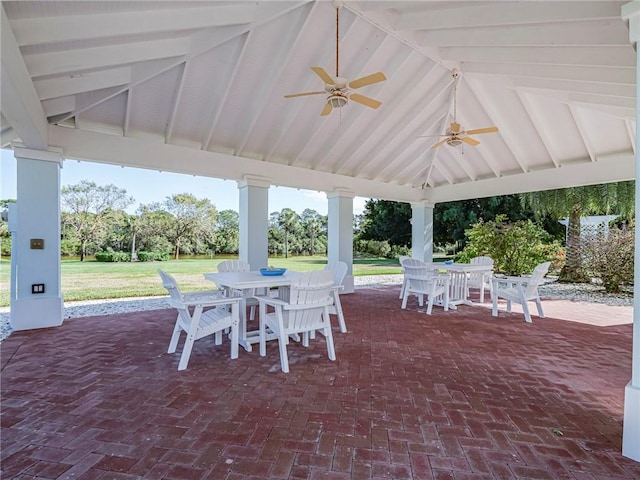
[
  {"left": 425, "top": 70, "right": 498, "bottom": 149},
  {"left": 283, "top": 3, "right": 386, "bottom": 116}
]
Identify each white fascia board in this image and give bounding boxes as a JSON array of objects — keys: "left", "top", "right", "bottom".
[
  {"left": 48, "top": 125, "right": 427, "bottom": 204},
  {"left": 428, "top": 153, "right": 635, "bottom": 203}
]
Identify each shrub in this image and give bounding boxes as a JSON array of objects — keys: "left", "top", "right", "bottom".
[
  {"left": 354, "top": 239, "right": 391, "bottom": 258},
  {"left": 95, "top": 251, "right": 131, "bottom": 262},
  {"left": 583, "top": 224, "right": 634, "bottom": 293},
  {"left": 456, "top": 215, "right": 563, "bottom": 275},
  {"left": 135, "top": 251, "right": 170, "bottom": 262}
]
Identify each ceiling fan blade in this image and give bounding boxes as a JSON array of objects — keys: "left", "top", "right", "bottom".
[
  {"left": 284, "top": 91, "right": 325, "bottom": 98},
  {"left": 348, "top": 71, "right": 387, "bottom": 89},
  {"left": 431, "top": 138, "right": 449, "bottom": 149},
  {"left": 461, "top": 136, "right": 480, "bottom": 147},
  {"left": 320, "top": 102, "right": 333, "bottom": 116},
  {"left": 465, "top": 126, "right": 498, "bottom": 135},
  {"left": 349, "top": 93, "right": 382, "bottom": 109},
  {"left": 311, "top": 66, "right": 335, "bottom": 85},
  {"left": 420, "top": 134, "right": 449, "bottom": 138}
]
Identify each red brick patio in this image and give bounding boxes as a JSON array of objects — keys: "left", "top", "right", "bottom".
[{"left": 1, "top": 286, "right": 638, "bottom": 479}]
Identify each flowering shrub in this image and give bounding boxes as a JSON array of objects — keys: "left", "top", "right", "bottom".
[{"left": 583, "top": 223, "right": 634, "bottom": 293}]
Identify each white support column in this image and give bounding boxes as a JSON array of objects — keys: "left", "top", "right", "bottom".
[
  {"left": 238, "top": 176, "right": 269, "bottom": 270},
  {"left": 622, "top": 0, "right": 640, "bottom": 462},
  {"left": 328, "top": 190, "right": 354, "bottom": 294},
  {"left": 10, "top": 146, "right": 64, "bottom": 331},
  {"left": 411, "top": 201, "right": 435, "bottom": 263}
]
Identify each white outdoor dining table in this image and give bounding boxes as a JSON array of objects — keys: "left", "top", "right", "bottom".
[
  {"left": 423, "top": 263, "right": 493, "bottom": 308},
  {"left": 203, "top": 270, "right": 301, "bottom": 352}
]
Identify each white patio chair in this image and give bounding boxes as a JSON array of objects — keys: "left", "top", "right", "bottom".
[
  {"left": 491, "top": 261, "right": 551, "bottom": 323},
  {"left": 467, "top": 255, "right": 494, "bottom": 303},
  {"left": 158, "top": 269, "right": 241, "bottom": 370},
  {"left": 324, "top": 261, "right": 348, "bottom": 333},
  {"left": 216, "top": 259, "right": 259, "bottom": 320},
  {"left": 256, "top": 270, "right": 335, "bottom": 373},
  {"left": 401, "top": 262, "right": 450, "bottom": 315}
]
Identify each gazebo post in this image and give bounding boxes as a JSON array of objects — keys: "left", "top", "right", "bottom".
[
  {"left": 9, "top": 146, "right": 64, "bottom": 331},
  {"left": 238, "top": 176, "right": 270, "bottom": 271},
  {"left": 327, "top": 190, "right": 354, "bottom": 294},
  {"left": 410, "top": 201, "right": 435, "bottom": 263},
  {"left": 622, "top": 0, "right": 640, "bottom": 462}
]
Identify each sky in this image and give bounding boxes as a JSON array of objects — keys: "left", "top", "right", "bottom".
[{"left": 0, "top": 149, "right": 367, "bottom": 216}]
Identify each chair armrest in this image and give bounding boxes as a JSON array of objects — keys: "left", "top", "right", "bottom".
[
  {"left": 182, "top": 295, "right": 242, "bottom": 308},
  {"left": 491, "top": 276, "right": 531, "bottom": 288},
  {"left": 254, "top": 295, "right": 288, "bottom": 308},
  {"left": 182, "top": 289, "right": 224, "bottom": 302}
]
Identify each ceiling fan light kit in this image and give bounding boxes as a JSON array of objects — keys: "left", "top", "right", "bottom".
[
  {"left": 328, "top": 94, "right": 348, "bottom": 108},
  {"left": 283, "top": 5, "right": 386, "bottom": 116}
]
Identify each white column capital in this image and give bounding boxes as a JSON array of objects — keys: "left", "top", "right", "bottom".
[
  {"left": 327, "top": 188, "right": 355, "bottom": 199},
  {"left": 237, "top": 175, "right": 271, "bottom": 189},
  {"left": 411, "top": 200, "right": 435, "bottom": 209},
  {"left": 12, "top": 143, "right": 64, "bottom": 166},
  {"left": 623, "top": 1, "right": 640, "bottom": 43}
]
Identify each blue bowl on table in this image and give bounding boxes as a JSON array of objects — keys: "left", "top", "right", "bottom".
[{"left": 260, "top": 267, "right": 287, "bottom": 276}]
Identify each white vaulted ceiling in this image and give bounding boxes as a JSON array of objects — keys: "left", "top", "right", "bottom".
[{"left": 0, "top": 1, "right": 636, "bottom": 204}]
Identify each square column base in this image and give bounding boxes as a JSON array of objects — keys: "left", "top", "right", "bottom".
[
  {"left": 623, "top": 382, "right": 640, "bottom": 461},
  {"left": 342, "top": 275, "right": 354, "bottom": 294},
  {"left": 10, "top": 296, "right": 64, "bottom": 331}
]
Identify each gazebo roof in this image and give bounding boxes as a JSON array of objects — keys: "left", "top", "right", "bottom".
[{"left": 1, "top": 1, "right": 636, "bottom": 203}]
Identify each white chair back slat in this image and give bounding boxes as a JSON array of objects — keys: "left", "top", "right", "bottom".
[
  {"left": 217, "top": 260, "right": 251, "bottom": 273},
  {"left": 524, "top": 262, "right": 551, "bottom": 298}
]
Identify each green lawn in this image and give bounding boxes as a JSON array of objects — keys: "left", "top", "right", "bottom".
[{"left": 0, "top": 255, "right": 405, "bottom": 306}]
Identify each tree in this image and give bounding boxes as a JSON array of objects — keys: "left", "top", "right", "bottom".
[
  {"left": 521, "top": 182, "right": 635, "bottom": 282},
  {"left": 61, "top": 181, "right": 134, "bottom": 261},
  {"left": 276, "top": 208, "right": 301, "bottom": 258},
  {"left": 148, "top": 193, "right": 218, "bottom": 260},
  {"left": 300, "top": 209, "right": 326, "bottom": 255},
  {"left": 214, "top": 209, "right": 239, "bottom": 254},
  {"left": 359, "top": 200, "right": 412, "bottom": 247}
]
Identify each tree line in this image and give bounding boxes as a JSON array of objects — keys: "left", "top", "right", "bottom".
[
  {"left": 0, "top": 180, "right": 330, "bottom": 261},
  {"left": 1, "top": 180, "right": 635, "bottom": 286}
]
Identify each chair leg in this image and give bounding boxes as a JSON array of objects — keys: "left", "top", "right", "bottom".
[
  {"left": 492, "top": 295, "right": 498, "bottom": 317},
  {"left": 230, "top": 321, "right": 239, "bottom": 359},
  {"left": 333, "top": 293, "right": 347, "bottom": 333},
  {"left": 323, "top": 313, "right": 336, "bottom": 361},
  {"left": 535, "top": 297, "right": 545, "bottom": 318},
  {"left": 168, "top": 318, "right": 182, "bottom": 353},
  {"left": 522, "top": 300, "right": 532, "bottom": 323},
  {"left": 399, "top": 279, "right": 407, "bottom": 299},
  {"left": 178, "top": 333, "right": 196, "bottom": 371},
  {"left": 479, "top": 284, "right": 485, "bottom": 303},
  {"left": 506, "top": 300, "right": 512, "bottom": 313},
  {"left": 401, "top": 290, "right": 409, "bottom": 309},
  {"left": 214, "top": 331, "right": 222, "bottom": 345},
  {"left": 278, "top": 335, "right": 290, "bottom": 373},
  {"left": 259, "top": 306, "right": 267, "bottom": 357}
]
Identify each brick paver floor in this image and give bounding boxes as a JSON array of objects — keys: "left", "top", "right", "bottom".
[{"left": 1, "top": 286, "right": 639, "bottom": 479}]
